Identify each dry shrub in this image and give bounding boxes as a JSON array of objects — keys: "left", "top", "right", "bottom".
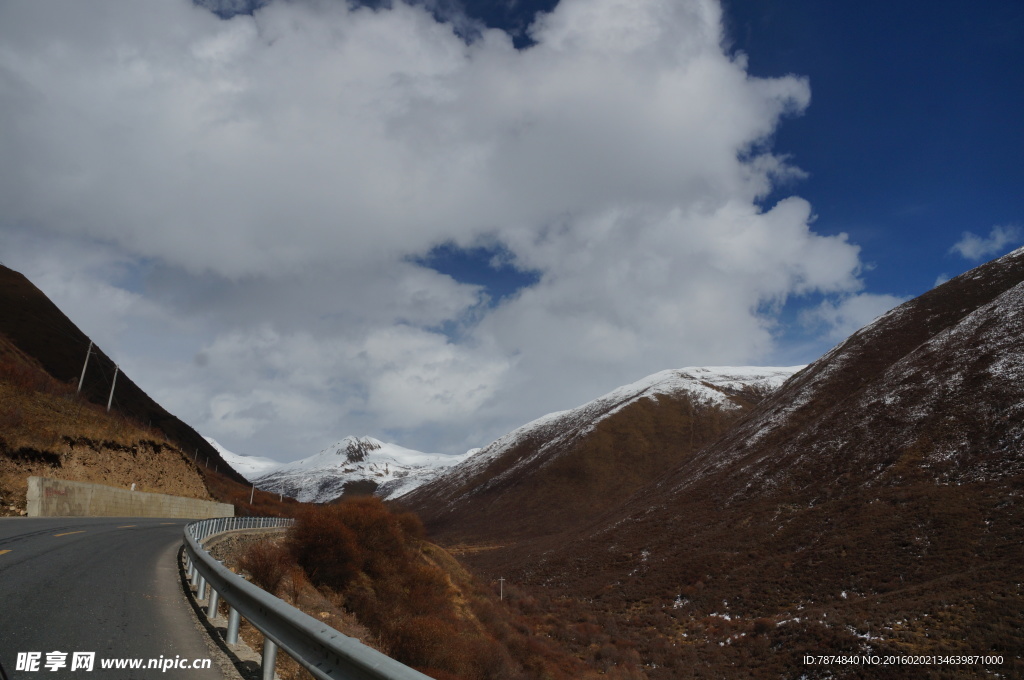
[
  {"left": 287, "top": 505, "right": 364, "bottom": 589},
  {"left": 278, "top": 498, "right": 598, "bottom": 679},
  {"left": 331, "top": 497, "right": 411, "bottom": 576},
  {"left": 283, "top": 499, "right": 528, "bottom": 679},
  {"left": 239, "top": 539, "right": 292, "bottom": 595}
]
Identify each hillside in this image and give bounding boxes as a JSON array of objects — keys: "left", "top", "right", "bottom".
[
  {"left": 400, "top": 366, "right": 800, "bottom": 545},
  {"left": 0, "top": 328, "right": 211, "bottom": 513},
  {"left": 449, "top": 248, "right": 1024, "bottom": 678},
  {"left": 0, "top": 265, "right": 246, "bottom": 485}
]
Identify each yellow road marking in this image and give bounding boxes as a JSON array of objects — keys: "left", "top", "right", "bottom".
[
  {"left": 160, "top": 522, "right": 176, "bottom": 525},
  {"left": 0, "top": 550, "right": 11, "bottom": 556},
  {"left": 53, "top": 531, "right": 86, "bottom": 537},
  {"left": 118, "top": 525, "right": 137, "bottom": 528}
]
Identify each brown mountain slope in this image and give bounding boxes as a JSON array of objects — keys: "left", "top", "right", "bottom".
[
  {"left": 0, "top": 264, "right": 245, "bottom": 484},
  {"left": 431, "top": 248, "right": 1024, "bottom": 678},
  {"left": 400, "top": 367, "right": 799, "bottom": 547}
]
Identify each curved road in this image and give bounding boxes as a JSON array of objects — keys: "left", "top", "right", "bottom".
[{"left": 0, "top": 517, "right": 225, "bottom": 679}]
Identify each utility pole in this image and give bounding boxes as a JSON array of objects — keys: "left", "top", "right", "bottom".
[
  {"left": 249, "top": 484, "right": 255, "bottom": 505},
  {"left": 77, "top": 341, "right": 93, "bottom": 394},
  {"left": 499, "top": 577, "right": 505, "bottom": 601},
  {"left": 106, "top": 365, "right": 119, "bottom": 412}
]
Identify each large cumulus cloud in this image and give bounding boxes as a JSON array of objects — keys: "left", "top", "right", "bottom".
[{"left": 0, "top": 0, "right": 886, "bottom": 457}]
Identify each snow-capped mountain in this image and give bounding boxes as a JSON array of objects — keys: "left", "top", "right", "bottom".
[
  {"left": 253, "top": 436, "right": 473, "bottom": 503},
  {"left": 400, "top": 365, "right": 801, "bottom": 542},
  {"left": 457, "top": 365, "right": 800, "bottom": 483},
  {"left": 205, "top": 437, "right": 283, "bottom": 482}
]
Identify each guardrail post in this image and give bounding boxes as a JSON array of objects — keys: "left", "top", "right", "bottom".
[
  {"left": 262, "top": 638, "right": 278, "bottom": 680},
  {"left": 226, "top": 606, "right": 241, "bottom": 644},
  {"left": 198, "top": 575, "right": 207, "bottom": 601},
  {"left": 207, "top": 588, "right": 220, "bottom": 619}
]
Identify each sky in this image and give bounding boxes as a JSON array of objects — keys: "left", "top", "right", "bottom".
[{"left": 1, "top": 0, "right": 1021, "bottom": 462}]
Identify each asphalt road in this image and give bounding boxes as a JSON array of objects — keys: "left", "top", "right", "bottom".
[{"left": 0, "top": 517, "right": 225, "bottom": 680}]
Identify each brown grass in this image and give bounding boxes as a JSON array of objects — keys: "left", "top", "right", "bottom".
[{"left": 0, "top": 342, "right": 167, "bottom": 453}]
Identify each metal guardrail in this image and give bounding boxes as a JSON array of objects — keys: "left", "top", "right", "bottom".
[{"left": 183, "top": 517, "right": 434, "bottom": 680}]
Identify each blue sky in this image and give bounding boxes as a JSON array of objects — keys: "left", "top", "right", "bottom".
[
  {"left": 1, "top": 0, "right": 1021, "bottom": 461},
  {"left": 725, "top": 0, "right": 1023, "bottom": 290}
]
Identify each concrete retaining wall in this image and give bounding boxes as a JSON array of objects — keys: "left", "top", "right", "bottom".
[{"left": 27, "top": 476, "right": 234, "bottom": 518}]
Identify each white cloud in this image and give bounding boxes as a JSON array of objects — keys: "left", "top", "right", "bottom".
[
  {"left": 950, "top": 225, "right": 1022, "bottom": 261},
  {"left": 358, "top": 326, "right": 510, "bottom": 428},
  {"left": 801, "top": 292, "right": 908, "bottom": 343},
  {"left": 1, "top": 0, "right": 878, "bottom": 459}
]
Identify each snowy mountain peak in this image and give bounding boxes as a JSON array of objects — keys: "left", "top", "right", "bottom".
[
  {"left": 339, "top": 436, "right": 383, "bottom": 463},
  {"left": 253, "top": 437, "right": 472, "bottom": 503}
]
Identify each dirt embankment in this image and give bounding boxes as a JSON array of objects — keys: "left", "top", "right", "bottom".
[{"left": 0, "top": 437, "right": 211, "bottom": 516}]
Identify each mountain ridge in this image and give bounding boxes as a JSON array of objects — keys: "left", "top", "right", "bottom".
[
  {"left": 400, "top": 365, "right": 802, "bottom": 544},
  {"left": 658, "top": 244, "right": 1024, "bottom": 504}
]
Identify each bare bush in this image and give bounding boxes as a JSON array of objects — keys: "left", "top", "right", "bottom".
[
  {"left": 239, "top": 539, "right": 292, "bottom": 595},
  {"left": 287, "top": 506, "right": 363, "bottom": 589}
]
